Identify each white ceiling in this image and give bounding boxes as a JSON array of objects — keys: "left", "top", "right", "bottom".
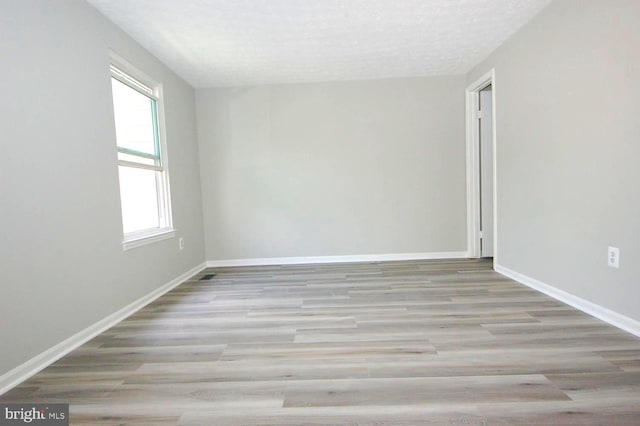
[{"left": 87, "top": 0, "right": 551, "bottom": 88}]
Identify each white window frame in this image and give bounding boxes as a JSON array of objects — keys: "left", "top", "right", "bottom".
[{"left": 110, "top": 53, "right": 174, "bottom": 250}]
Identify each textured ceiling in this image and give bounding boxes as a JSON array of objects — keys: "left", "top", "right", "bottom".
[{"left": 86, "top": 0, "right": 551, "bottom": 88}]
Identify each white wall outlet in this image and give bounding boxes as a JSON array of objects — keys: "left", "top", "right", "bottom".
[
  {"left": 178, "top": 237, "right": 185, "bottom": 251},
  {"left": 607, "top": 246, "right": 619, "bottom": 268}
]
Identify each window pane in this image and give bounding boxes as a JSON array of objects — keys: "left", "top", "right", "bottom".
[
  {"left": 111, "top": 77, "right": 157, "bottom": 156},
  {"left": 118, "top": 166, "right": 160, "bottom": 234}
]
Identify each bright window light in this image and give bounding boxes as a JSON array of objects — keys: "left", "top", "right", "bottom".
[{"left": 110, "top": 61, "right": 173, "bottom": 247}]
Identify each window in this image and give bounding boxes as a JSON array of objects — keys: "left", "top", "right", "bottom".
[{"left": 110, "top": 59, "right": 173, "bottom": 249}]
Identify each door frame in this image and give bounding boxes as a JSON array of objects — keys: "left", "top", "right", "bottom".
[{"left": 465, "top": 69, "right": 497, "bottom": 260}]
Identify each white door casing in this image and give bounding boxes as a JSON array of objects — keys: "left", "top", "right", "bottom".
[
  {"left": 465, "top": 69, "right": 497, "bottom": 261},
  {"left": 479, "top": 86, "right": 494, "bottom": 257}
]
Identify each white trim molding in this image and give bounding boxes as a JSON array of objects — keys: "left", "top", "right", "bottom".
[
  {"left": 465, "top": 69, "right": 497, "bottom": 261},
  {"left": 207, "top": 251, "right": 468, "bottom": 268},
  {"left": 495, "top": 263, "right": 640, "bottom": 338},
  {"left": 122, "top": 229, "right": 176, "bottom": 251},
  {"left": 0, "top": 262, "right": 207, "bottom": 396}
]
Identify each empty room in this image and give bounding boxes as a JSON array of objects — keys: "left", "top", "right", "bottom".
[{"left": 1, "top": 0, "right": 639, "bottom": 424}]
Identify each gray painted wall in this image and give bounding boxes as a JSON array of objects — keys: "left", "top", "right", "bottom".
[
  {"left": 197, "top": 77, "right": 467, "bottom": 260},
  {"left": 467, "top": 0, "right": 640, "bottom": 321},
  {"left": 0, "top": 0, "right": 205, "bottom": 375}
]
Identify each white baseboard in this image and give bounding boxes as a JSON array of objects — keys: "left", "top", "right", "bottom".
[
  {"left": 207, "top": 251, "right": 468, "bottom": 268},
  {"left": 0, "top": 261, "right": 207, "bottom": 396},
  {"left": 495, "top": 263, "right": 640, "bottom": 338}
]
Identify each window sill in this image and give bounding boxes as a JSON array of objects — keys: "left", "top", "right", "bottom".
[{"left": 122, "top": 229, "right": 175, "bottom": 251}]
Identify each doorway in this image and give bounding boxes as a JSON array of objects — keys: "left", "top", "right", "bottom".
[{"left": 465, "top": 70, "right": 496, "bottom": 260}]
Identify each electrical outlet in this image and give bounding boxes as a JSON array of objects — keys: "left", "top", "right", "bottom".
[
  {"left": 607, "top": 246, "right": 619, "bottom": 268},
  {"left": 179, "top": 237, "right": 185, "bottom": 251}
]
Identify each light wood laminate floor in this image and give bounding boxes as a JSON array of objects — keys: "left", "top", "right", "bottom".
[{"left": 2, "top": 259, "right": 640, "bottom": 425}]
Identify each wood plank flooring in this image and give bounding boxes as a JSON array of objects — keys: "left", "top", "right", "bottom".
[{"left": 2, "top": 259, "right": 640, "bottom": 425}]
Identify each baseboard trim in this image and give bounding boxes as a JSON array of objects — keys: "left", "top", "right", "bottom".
[
  {"left": 207, "top": 251, "right": 469, "bottom": 268},
  {"left": 0, "top": 261, "right": 207, "bottom": 396},
  {"left": 495, "top": 263, "right": 640, "bottom": 338}
]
